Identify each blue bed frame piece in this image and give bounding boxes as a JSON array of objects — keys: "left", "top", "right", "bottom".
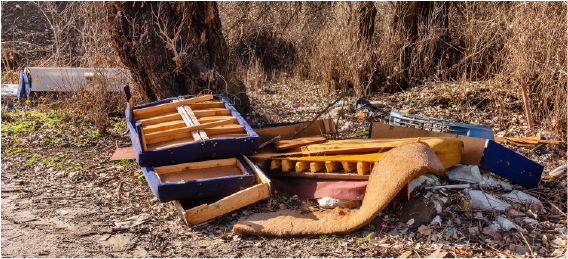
[
  {"left": 123, "top": 85, "right": 259, "bottom": 167},
  {"left": 142, "top": 156, "right": 256, "bottom": 202},
  {"left": 479, "top": 140, "right": 544, "bottom": 189}
]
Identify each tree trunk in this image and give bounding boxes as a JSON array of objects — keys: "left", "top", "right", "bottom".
[{"left": 107, "top": 2, "right": 229, "bottom": 101}]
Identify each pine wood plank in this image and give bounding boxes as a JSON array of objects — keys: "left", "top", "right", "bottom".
[
  {"left": 134, "top": 101, "right": 226, "bottom": 120},
  {"left": 274, "top": 137, "right": 327, "bottom": 150},
  {"left": 133, "top": 95, "right": 214, "bottom": 119},
  {"left": 144, "top": 119, "right": 235, "bottom": 141},
  {"left": 145, "top": 133, "right": 250, "bottom": 151},
  {"left": 182, "top": 182, "right": 271, "bottom": 226},
  {"left": 153, "top": 158, "right": 238, "bottom": 175},
  {"left": 138, "top": 108, "right": 231, "bottom": 126},
  {"left": 143, "top": 116, "right": 237, "bottom": 134}
]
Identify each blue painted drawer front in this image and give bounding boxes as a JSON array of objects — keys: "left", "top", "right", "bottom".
[
  {"left": 141, "top": 157, "right": 255, "bottom": 202},
  {"left": 479, "top": 140, "right": 544, "bottom": 189},
  {"left": 123, "top": 86, "right": 259, "bottom": 167}
]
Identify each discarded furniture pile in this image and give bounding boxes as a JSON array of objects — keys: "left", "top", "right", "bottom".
[{"left": 120, "top": 88, "right": 564, "bottom": 243}]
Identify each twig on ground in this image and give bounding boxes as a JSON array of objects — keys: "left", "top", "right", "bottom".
[
  {"left": 258, "top": 135, "right": 281, "bottom": 150},
  {"left": 289, "top": 90, "right": 349, "bottom": 140}
]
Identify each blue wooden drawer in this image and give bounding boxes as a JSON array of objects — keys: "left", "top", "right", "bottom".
[{"left": 142, "top": 157, "right": 256, "bottom": 202}]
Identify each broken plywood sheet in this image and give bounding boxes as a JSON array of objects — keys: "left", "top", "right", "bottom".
[
  {"left": 254, "top": 119, "right": 335, "bottom": 143},
  {"left": 370, "top": 122, "right": 485, "bottom": 166}
]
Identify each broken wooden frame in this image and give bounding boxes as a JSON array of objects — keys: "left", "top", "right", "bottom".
[
  {"left": 173, "top": 156, "right": 272, "bottom": 227},
  {"left": 123, "top": 86, "right": 259, "bottom": 167},
  {"left": 134, "top": 95, "right": 248, "bottom": 151}
]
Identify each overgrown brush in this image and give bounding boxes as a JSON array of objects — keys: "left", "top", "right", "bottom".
[
  {"left": 220, "top": 1, "right": 567, "bottom": 139},
  {"left": 2, "top": 2, "right": 566, "bottom": 138}
]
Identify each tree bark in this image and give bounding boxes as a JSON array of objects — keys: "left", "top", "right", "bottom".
[{"left": 107, "top": 2, "right": 229, "bottom": 101}]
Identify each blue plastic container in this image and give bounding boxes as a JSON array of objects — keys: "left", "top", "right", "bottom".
[{"left": 389, "top": 109, "right": 494, "bottom": 140}]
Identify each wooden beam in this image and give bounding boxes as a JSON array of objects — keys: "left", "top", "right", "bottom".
[
  {"left": 341, "top": 161, "right": 356, "bottom": 172},
  {"left": 154, "top": 158, "right": 237, "bottom": 175},
  {"left": 295, "top": 161, "right": 310, "bottom": 172},
  {"left": 138, "top": 108, "right": 231, "bottom": 126},
  {"left": 310, "top": 162, "right": 325, "bottom": 173},
  {"left": 270, "top": 160, "right": 282, "bottom": 171},
  {"left": 263, "top": 171, "right": 369, "bottom": 180},
  {"left": 133, "top": 95, "right": 214, "bottom": 119},
  {"left": 134, "top": 101, "right": 226, "bottom": 120},
  {"left": 325, "top": 161, "right": 342, "bottom": 173},
  {"left": 146, "top": 133, "right": 250, "bottom": 151},
  {"left": 282, "top": 160, "right": 292, "bottom": 172},
  {"left": 357, "top": 162, "right": 372, "bottom": 175},
  {"left": 274, "top": 137, "right": 327, "bottom": 150},
  {"left": 144, "top": 119, "right": 235, "bottom": 141},
  {"left": 143, "top": 116, "right": 237, "bottom": 134}
]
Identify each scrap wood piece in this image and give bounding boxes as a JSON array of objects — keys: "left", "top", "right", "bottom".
[
  {"left": 143, "top": 116, "right": 236, "bottom": 134},
  {"left": 232, "top": 142, "right": 445, "bottom": 236},
  {"left": 297, "top": 137, "right": 462, "bottom": 169},
  {"left": 144, "top": 118, "right": 234, "bottom": 141},
  {"left": 137, "top": 108, "right": 231, "bottom": 126},
  {"left": 494, "top": 136, "right": 562, "bottom": 145},
  {"left": 274, "top": 137, "right": 327, "bottom": 150},
  {"left": 254, "top": 118, "right": 335, "bottom": 144},
  {"left": 265, "top": 171, "right": 369, "bottom": 180},
  {"left": 132, "top": 95, "right": 214, "bottom": 119},
  {"left": 110, "top": 146, "right": 136, "bottom": 161}
]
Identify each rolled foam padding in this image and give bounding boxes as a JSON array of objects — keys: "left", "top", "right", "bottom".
[{"left": 233, "top": 142, "right": 446, "bottom": 236}]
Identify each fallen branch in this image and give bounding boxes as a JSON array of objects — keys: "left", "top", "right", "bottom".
[
  {"left": 289, "top": 90, "right": 348, "bottom": 140},
  {"left": 258, "top": 135, "right": 281, "bottom": 150}
]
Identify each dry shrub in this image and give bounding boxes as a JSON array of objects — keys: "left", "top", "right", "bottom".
[
  {"left": 2, "top": 2, "right": 135, "bottom": 134},
  {"left": 220, "top": 1, "right": 567, "bottom": 138}
]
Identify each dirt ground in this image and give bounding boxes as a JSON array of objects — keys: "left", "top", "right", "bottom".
[
  {"left": 1, "top": 80, "right": 567, "bottom": 258},
  {"left": 1, "top": 1, "right": 567, "bottom": 257}
]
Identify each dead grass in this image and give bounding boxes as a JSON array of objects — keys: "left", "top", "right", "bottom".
[
  {"left": 2, "top": 2, "right": 566, "bottom": 138},
  {"left": 220, "top": 1, "right": 567, "bottom": 139}
]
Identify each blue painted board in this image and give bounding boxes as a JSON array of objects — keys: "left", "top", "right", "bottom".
[
  {"left": 141, "top": 156, "right": 255, "bottom": 202},
  {"left": 479, "top": 140, "right": 543, "bottom": 189}
]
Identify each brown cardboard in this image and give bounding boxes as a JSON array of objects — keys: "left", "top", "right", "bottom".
[{"left": 370, "top": 122, "right": 487, "bottom": 166}]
